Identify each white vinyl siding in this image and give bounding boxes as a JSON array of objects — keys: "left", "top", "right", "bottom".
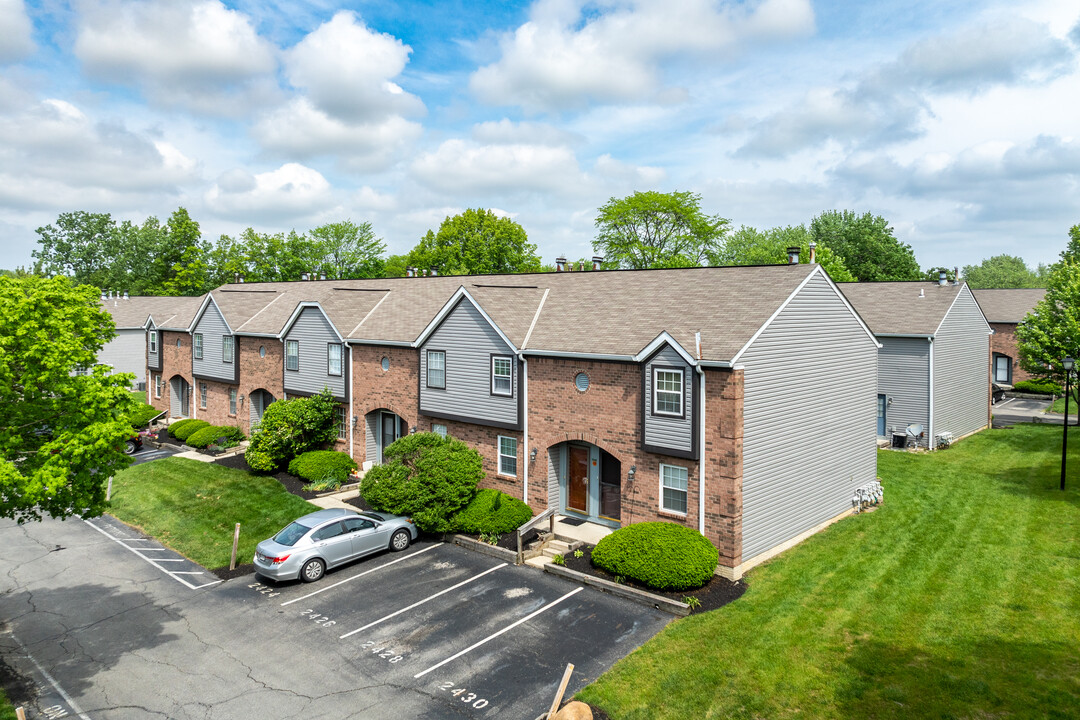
[
  {"left": 653, "top": 368, "right": 683, "bottom": 415},
  {"left": 191, "top": 300, "right": 234, "bottom": 382},
  {"left": 427, "top": 350, "right": 445, "bottom": 388},
  {"left": 283, "top": 307, "right": 346, "bottom": 400},
  {"left": 660, "top": 464, "right": 688, "bottom": 514},
  {"left": 933, "top": 285, "right": 991, "bottom": 443},
  {"left": 498, "top": 436, "right": 517, "bottom": 477},
  {"left": 740, "top": 271, "right": 878, "bottom": 563},
  {"left": 878, "top": 337, "right": 931, "bottom": 446},
  {"left": 492, "top": 356, "right": 512, "bottom": 395},
  {"left": 286, "top": 340, "right": 299, "bottom": 371},
  {"left": 193, "top": 333, "right": 203, "bottom": 360},
  {"left": 96, "top": 327, "right": 146, "bottom": 387}
]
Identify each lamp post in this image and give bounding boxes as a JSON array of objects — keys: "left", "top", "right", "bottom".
[{"left": 1061, "top": 356, "right": 1074, "bottom": 491}]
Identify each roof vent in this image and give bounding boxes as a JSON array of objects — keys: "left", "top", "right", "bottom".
[
  {"left": 123, "top": 291, "right": 129, "bottom": 300},
  {"left": 430, "top": 267, "right": 438, "bottom": 277},
  {"left": 919, "top": 288, "right": 925, "bottom": 298},
  {"left": 808, "top": 241, "right": 817, "bottom": 264},
  {"left": 953, "top": 267, "right": 959, "bottom": 286},
  {"left": 301, "top": 272, "right": 309, "bottom": 281},
  {"left": 938, "top": 270, "right": 947, "bottom": 286},
  {"left": 787, "top": 246, "right": 801, "bottom": 264},
  {"left": 319, "top": 272, "right": 327, "bottom": 281},
  {"left": 592, "top": 256, "right": 604, "bottom": 270},
  {"left": 555, "top": 256, "right": 567, "bottom": 272}
]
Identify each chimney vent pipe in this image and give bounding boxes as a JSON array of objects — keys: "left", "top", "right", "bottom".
[
  {"left": 938, "top": 270, "right": 947, "bottom": 286},
  {"left": 123, "top": 291, "right": 129, "bottom": 300},
  {"left": 319, "top": 272, "right": 327, "bottom": 281},
  {"left": 953, "top": 267, "right": 959, "bottom": 286},
  {"left": 430, "top": 267, "right": 438, "bottom": 277},
  {"left": 301, "top": 272, "right": 309, "bottom": 281},
  {"left": 555, "top": 256, "right": 566, "bottom": 272},
  {"left": 808, "top": 241, "right": 816, "bottom": 264},
  {"left": 592, "top": 256, "right": 604, "bottom": 270},
  {"left": 787, "top": 246, "right": 801, "bottom": 265},
  {"left": 238, "top": 275, "right": 244, "bottom": 283}
]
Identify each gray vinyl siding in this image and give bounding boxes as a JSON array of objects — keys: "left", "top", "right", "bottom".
[
  {"left": 933, "top": 286, "right": 990, "bottom": 442},
  {"left": 147, "top": 329, "right": 159, "bottom": 373},
  {"left": 740, "top": 272, "right": 878, "bottom": 562},
  {"left": 547, "top": 445, "right": 562, "bottom": 511},
  {"left": 191, "top": 301, "right": 234, "bottom": 382},
  {"left": 419, "top": 300, "right": 518, "bottom": 427},
  {"left": 643, "top": 345, "right": 693, "bottom": 454},
  {"left": 365, "top": 414, "right": 377, "bottom": 466},
  {"left": 283, "top": 307, "right": 346, "bottom": 400},
  {"left": 878, "top": 337, "right": 931, "bottom": 445},
  {"left": 98, "top": 328, "right": 146, "bottom": 386}
]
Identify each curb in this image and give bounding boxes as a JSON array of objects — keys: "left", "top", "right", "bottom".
[
  {"left": 543, "top": 564, "right": 690, "bottom": 616},
  {"left": 449, "top": 534, "right": 521, "bottom": 564}
]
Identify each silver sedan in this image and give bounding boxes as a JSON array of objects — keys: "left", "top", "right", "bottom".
[{"left": 254, "top": 508, "right": 418, "bottom": 583}]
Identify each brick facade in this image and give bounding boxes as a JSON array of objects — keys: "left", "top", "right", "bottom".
[
  {"left": 989, "top": 322, "right": 1033, "bottom": 384},
  {"left": 149, "top": 331, "right": 193, "bottom": 417}
]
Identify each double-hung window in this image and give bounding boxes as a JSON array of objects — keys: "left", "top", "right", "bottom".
[
  {"left": 334, "top": 406, "right": 347, "bottom": 440},
  {"left": 491, "top": 356, "right": 512, "bottom": 396},
  {"left": 155, "top": 374, "right": 162, "bottom": 398},
  {"left": 498, "top": 436, "right": 517, "bottom": 477},
  {"left": 432, "top": 423, "right": 447, "bottom": 438},
  {"left": 149, "top": 331, "right": 157, "bottom": 354},
  {"left": 229, "top": 388, "right": 237, "bottom": 415},
  {"left": 286, "top": 340, "right": 299, "bottom": 371},
  {"left": 222, "top": 336, "right": 234, "bottom": 363},
  {"left": 426, "top": 350, "right": 445, "bottom": 388},
  {"left": 199, "top": 383, "right": 208, "bottom": 409},
  {"left": 193, "top": 333, "right": 203, "bottom": 360},
  {"left": 653, "top": 368, "right": 683, "bottom": 416},
  {"left": 660, "top": 464, "right": 688, "bottom": 515},
  {"left": 328, "top": 344, "right": 342, "bottom": 376}
]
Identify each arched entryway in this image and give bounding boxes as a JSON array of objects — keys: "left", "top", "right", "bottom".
[
  {"left": 364, "top": 409, "right": 408, "bottom": 467},
  {"left": 249, "top": 389, "right": 276, "bottom": 429},
  {"left": 169, "top": 375, "right": 190, "bottom": 418},
  {"left": 547, "top": 441, "right": 621, "bottom": 527}
]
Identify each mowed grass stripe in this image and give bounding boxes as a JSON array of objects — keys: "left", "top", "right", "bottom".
[
  {"left": 106, "top": 456, "right": 318, "bottom": 570},
  {"left": 578, "top": 425, "right": 1080, "bottom": 719}
]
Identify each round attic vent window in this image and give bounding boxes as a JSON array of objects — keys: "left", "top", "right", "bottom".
[
  {"left": 574, "top": 372, "right": 590, "bottom": 392},
  {"left": 176, "top": 338, "right": 181, "bottom": 348},
  {"left": 381, "top": 357, "right": 390, "bottom": 372},
  {"left": 259, "top": 346, "right": 266, "bottom": 358}
]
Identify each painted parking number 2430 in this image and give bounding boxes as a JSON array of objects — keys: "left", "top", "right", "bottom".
[{"left": 437, "top": 682, "right": 489, "bottom": 710}]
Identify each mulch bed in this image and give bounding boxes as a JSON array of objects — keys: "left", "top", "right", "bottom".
[
  {"left": 212, "top": 563, "right": 256, "bottom": 581},
  {"left": 212, "top": 453, "right": 320, "bottom": 500},
  {"left": 562, "top": 544, "right": 746, "bottom": 615}
]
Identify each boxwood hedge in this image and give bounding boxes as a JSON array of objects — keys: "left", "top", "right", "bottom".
[
  {"left": 1013, "top": 379, "right": 1062, "bottom": 395},
  {"left": 127, "top": 402, "right": 163, "bottom": 428},
  {"left": 288, "top": 450, "right": 358, "bottom": 483},
  {"left": 170, "top": 419, "right": 209, "bottom": 442},
  {"left": 450, "top": 488, "right": 532, "bottom": 534},
  {"left": 591, "top": 522, "right": 719, "bottom": 591},
  {"left": 185, "top": 425, "right": 244, "bottom": 449}
]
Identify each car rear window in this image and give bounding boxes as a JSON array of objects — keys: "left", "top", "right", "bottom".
[{"left": 273, "top": 522, "right": 310, "bottom": 547}]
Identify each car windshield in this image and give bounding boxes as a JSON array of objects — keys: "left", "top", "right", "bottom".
[
  {"left": 273, "top": 522, "right": 311, "bottom": 547},
  {"left": 360, "top": 512, "right": 386, "bottom": 522}
]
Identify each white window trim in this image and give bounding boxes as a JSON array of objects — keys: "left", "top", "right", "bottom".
[
  {"left": 229, "top": 388, "right": 237, "bottom": 415},
  {"left": 659, "top": 463, "right": 688, "bottom": 516},
  {"left": 491, "top": 356, "right": 513, "bottom": 396},
  {"left": 193, "top": 333, "right": 203, "bottom": 360},
  {"left": 334, "top": 406, "right": 347, "bottom": 440},
  {"left": 149, "top": 331, "right": 157, "bottom": 353},
  {"left": 328, "top": 344, "right": 342, "bottom": 376},
  {"left": 155, "top": 374, "right": 161, "bottom": 398},
  {"left": 497, "top": 435, "right": 518, "bottom": 477},
  {"left": 432, "top": 423, "right": 447, "bottom": 438},
  {"left": 652, "top": 367, "right": 684, "bottom": 417},
  {"left": 427, "top": 350, "right": 445, "bottom": 389},
  {"left": 286, "top": 340, "right": 299, "bottom": 371},
  {"left": 222, "top": 335, "right": 234, "bottom": 363},
  {"left": 199, "top": 383, "right": 208, "bottom": 409}
]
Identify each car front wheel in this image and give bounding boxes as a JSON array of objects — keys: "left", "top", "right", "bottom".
[
  {"left": 390, "top": 529, "right": 411, "bottom": 552},
  {"left": 300, "top": 558, "right": 325, "bottom": 583}
]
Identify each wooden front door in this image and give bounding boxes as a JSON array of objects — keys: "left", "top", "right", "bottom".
[{"left": 567, "top": 445, "right": 589, "bottom": 513}]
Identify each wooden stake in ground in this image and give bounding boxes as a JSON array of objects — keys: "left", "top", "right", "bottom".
[
  {"left": 15, "top": 707, "right": 25, "bottom": 720},
  {"left": 106, "top": 476, "right": 113, "bottom": 502},
  {"left": 229, "top": 523, "right": 240, "bottom": 571},
  {"left": 546, "top": 663, "right": 574, "bottom": 719}
]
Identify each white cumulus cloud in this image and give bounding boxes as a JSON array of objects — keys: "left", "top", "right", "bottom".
[
  {"left": 411, "top": 139, "right": 584, "bottom": 196},
  {"left": 205, "top": 163, "right": 336, "bottom": 222},
  {"left": 0, "top": 0, "right": 35, "bottom": 63}
]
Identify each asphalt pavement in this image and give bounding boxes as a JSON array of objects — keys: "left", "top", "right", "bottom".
[{"left": 991, "top": 397, "right": 1075, "bottom": 427}]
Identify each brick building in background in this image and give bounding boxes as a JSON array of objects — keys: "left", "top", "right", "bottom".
[{"left": 972, "top": 288, "right": 1047, "bottom": 386}]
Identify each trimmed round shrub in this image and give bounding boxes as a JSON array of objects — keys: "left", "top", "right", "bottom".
[
  {"left": 361, "top": 432, "right": 482, "bottom": 533},
  {"left": 127, "top": 402, "right": 162, "bottom": 428},
  {"left": 171, "top": 419, "right": 209, "bottom": 442},
  {"left": 185, "top": 425, "right": 244, "bottom": 449},
  {"left": 245, "top": 389, "right": 337, "bottom": 472},
  {"left": 450, "top": 488, "right": 533, "bottom": 534},
  {"left": 288, "top": 450, "right": 358, "bottom": 483},
  {"left": 591, "top": 522, "right": 719, "bottom": 591},
  {"left": 1013, "top": 379, "right": 1062, "bottom": 395}
]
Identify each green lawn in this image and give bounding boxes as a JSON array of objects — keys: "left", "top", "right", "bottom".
[
  {"left": 0, "top": 689, "right": 17, "bottom": 720},
  {"left": 1049, "top": 389, "right": 1080, "bottom": 415},
  {"left": 108, "top": 456, "right": 317, "bottom": 569},
  {"left": 578, "top": 424, "right": 1080, "bottom": 719}
]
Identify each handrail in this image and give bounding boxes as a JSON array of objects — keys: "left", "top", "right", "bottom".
[{"left": 516, "top": 507, "right": 557, "bottom": 565}]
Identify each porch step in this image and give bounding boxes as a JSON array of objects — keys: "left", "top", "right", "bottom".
[{"left": 541, "top": 540, "right": 572, "bottom": 559}]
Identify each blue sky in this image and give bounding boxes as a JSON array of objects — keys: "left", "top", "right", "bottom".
[{"left": 1, "top": 0, "right": 1078, "bottom": 273}]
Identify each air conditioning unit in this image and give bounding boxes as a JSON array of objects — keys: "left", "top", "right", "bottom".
[{"left": 137, "top": 381, "right": 147, "bottom": 391}]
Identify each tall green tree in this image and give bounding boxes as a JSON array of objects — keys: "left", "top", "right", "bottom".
[
  {"left": 960, "top": 255, "right": 1045, "bottom": 289},
  {"left": 407, "top": 209, "right": 542, "bottom": 275},
  {"left": 1059, "top": 223, "right": 1080, "bottom": 263},
  {"left": 0, "top": 276, "right": 137, "bottom": 522},
  {"left": 308, "top": 221, "right": 386, "bottom": 279},
  {"left": 32, "top": 211, "right": 120, "bottom": 288},
  {"left": 1016, "top": 258, "right": 1080, "bottom": 383},
  {"left": 594, "top": 190, "right": 729, "bottom": 269},
  {"left": 717, "top": 224, "right": 855, "bottom": 281},
  {"left": 809, "top": 210, "right": 920, "bottom": 281}
]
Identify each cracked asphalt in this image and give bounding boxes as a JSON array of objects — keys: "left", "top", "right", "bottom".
[{"left": 0, "top": 513, "right": 671, "bottom": 719}]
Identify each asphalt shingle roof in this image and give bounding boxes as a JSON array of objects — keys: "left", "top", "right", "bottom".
[
  {"left": 971, "top": 288, "right": 1046, "bottom": 324},
  {"left": 99, "top": 295, "right": 203, "bottom": 330},
  {"left": 839, "top": 281, "right": 964, "bottom": 336}
]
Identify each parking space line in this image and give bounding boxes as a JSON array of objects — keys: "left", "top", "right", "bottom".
[
  {"left": 413, "top": 587, "right": 584, "bottom": 679},
  {"left": 340, "top": 562, "right": 507, "bottom": 639},
  {"left": 11, "top": 633, "right": 92, "bottom": 720},
  {"left": 83, "top": 518, "right": 221, "bottom": 591},
  {"left": 280, "top": 543, "right": 442, "bottom": 607},
  {"left": 150, "top": 559, "right": 186, "bottom": 562}
]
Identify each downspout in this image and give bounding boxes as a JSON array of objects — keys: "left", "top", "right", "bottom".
[
  {"left": 928, "top": 337, "right": 934, "bottom": 450},
  {"left": 522, "top": 356, "right": 529, "bottom": 505},
  {"left": 348, "top": 343, "right": 355, "bottom": 460},
  {"left": 696, "top": 331, "right": 705, "bottom": 535}
]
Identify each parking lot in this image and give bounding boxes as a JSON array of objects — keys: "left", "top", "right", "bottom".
[{"left": 217, "top": 538, "right": 671, "bottom": 718}]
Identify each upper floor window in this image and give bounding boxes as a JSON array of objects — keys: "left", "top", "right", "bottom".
[
  {"left": 491, "top": 356, "right": 512, "bottom": 396},
  {"left": 222, "top": 336, "right": 234, "bottom": 363},
  {"left": 328, "top": 343, "right": 342, "bottom": 376},
  {"left": 193, "top": 333, "right": 203, "bottom": 360},
  {"left": 286, "top": 340, "right": 299, "bottom": 371},
  {"left": 149, "top": 331, "right": 157, "bottom": 353},
  {"left": 653, "top": 368, "right": 683, "bottom": 416},
  {"left": 427, "top": 350, "right": 445, "bottom": 389}
]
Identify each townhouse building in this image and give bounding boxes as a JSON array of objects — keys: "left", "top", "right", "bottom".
[
  {"left": 144, "top": 262, "right": 881, "bottom": 580},
  {"left": 971, "top": 288, "right": 1046, "bottom": 386}
]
